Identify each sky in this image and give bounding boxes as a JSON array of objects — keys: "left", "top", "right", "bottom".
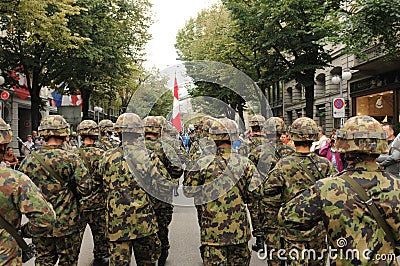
[{"left": 144, "top": 0, "right": 219, "bottom": 71}]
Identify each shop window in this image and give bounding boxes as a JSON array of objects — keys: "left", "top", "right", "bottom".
[{"left": 355, "top": 90, "right": 394, "bottom": 123}]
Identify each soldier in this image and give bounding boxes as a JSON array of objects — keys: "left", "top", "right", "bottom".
[
  {"left": 263, "top": 117, "right": 336, "bottom": 265},
  {"left": 97, "top": 119, "right": 119, "bottom": 150},
  {"left": 280, "top": 115, "right": 400, "bottom": 265},
  {"left": 18, "top": 115, "right": 91, "bottom": 266},
  {"left": 183, "top": 117, "right": 261, "bottom": 265},
  {"left": 76, "top": 120, "right": 109, "bottom": 266},
  {"left": 97, "top": 113, "right": 170, "bottom": 266},
  {"left": 248, "top": 117, "right": 295, "bottom": 253},
  {"left": 143, "top": 116, "right": 183, "bottom": 266},
  {"left": 0, "top": 118, "right": 56, "bottom": 265},
  {"left": 239, "top": 114, "right": 266, "bottom": 156}
]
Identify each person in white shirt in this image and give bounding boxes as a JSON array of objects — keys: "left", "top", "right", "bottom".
[{"left": 21, "top": 135, "right": 34, "bottom": 156}]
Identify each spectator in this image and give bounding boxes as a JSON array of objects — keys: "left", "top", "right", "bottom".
[
  {"left": 319, "top": 135, "right": 345, "bottom": 172},
  {"left": 21, "top": 135, "right": 34, "bottom": 156},
  {"left": 2, "top": 147, "right": 18, "bottom": 168},
  {"left": 62, "top": 135, "right": 75, "bottom": 150},
  {"left": 34, "top": 136, "right": 44, "bottom": 150},
  {"left": 377, "top": 123, "right": 400, "bottom": 177},
  {"left": 310, "top": 126, "right": 327, "bottom": 153}
]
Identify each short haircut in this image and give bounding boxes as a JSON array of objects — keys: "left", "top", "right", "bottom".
[{"left": 382, "top": 122, "right": 394, "bottom": 132}]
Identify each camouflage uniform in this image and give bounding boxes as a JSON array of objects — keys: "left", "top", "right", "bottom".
[
  {"left": 18, "top": 115, "right": 91, "bottom": 266},
  {"left": 279, "top": 116, "right": 400, "bottom": 265},
  {"left": 98, "top": 113, "right": 167, "bottom": 266},
  {"left": 144, "top": 116, "right": 183, "bottom": 265},
  {"left": 239, "top": 114, "right": 266, "bottom": 156},
  {"left": 97, "top": 119, "right": 119, "bottom": 151},
  {"left": 0, "top": 118, "right": 56, "bottom": 265},
  {"left": 76, "top": 120, "right": 108, "bottom": 265},
  {"left": 263, "top": 117, "right": 336, "bottom": 265},
  {"left": 247, "top": 117, "right": 295, "bottom": 253},
  {"left": 183, "top": 118, "right": 261, "bottom": 265}
]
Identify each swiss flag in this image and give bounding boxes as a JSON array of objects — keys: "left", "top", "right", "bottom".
[{"left": 171, "top": 76, "right": 181, "bottom": 132}]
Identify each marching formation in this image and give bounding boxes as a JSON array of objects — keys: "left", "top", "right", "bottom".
[{"left": 0, "top": 112, "right": 400, "bottom": 266}]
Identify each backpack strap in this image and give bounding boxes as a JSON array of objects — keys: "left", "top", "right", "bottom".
[
  {"left": 0, "top": 215, "right": 29, "bottom": 250},
  {"left": 338, "top": 174, "right": 397, "bottom": 252}
]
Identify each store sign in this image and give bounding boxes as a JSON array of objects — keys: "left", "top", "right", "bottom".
[
  {"left": 1, "top": 91, "right": 10, "bottom": 100},
  {"left": 332, "top": 97, "right": 345, "bottom": 118}
]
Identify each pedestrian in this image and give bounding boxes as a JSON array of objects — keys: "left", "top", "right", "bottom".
[
  {"left": 377, "top": 123, "right": 400, "bottom": 177},
  {"left": 310, "top": 126, "right": 327, "bottom": 153},
  {"left": 279, "top": 115, "right": 400, "bottom": 265},
  {"left": 97, "top": 113, "right": 169, "bottom": 266},
  {"left": 184, "top": 117, "right": 261, "bottom": 266},
  {"left": 2, "top": 147, "right": 18, "bottom": 169},
  {"left": 76, "top": 120, "right": 109, "bottom": 266},
  {"left": 0, "top": 118, "right": 56, "bottom": 265},
  {"left": 319, "top": 134, "right": 346, "bottom": 172},
  {"left": 21, "top": 134, "right": 34, "bottom": 156},
  {"left": 18, "top": 115, "right": 91, "bottom": 266},
  {"left": 263, "top": 117, "right": 336, "bottom": 265},
  {"left": 143, "top": 116, "right": 183, "bottom": 266}
]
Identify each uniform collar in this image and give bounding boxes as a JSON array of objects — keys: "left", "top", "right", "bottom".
[{"left": 347, "top": 160, "right": 380, "bottom": 172}]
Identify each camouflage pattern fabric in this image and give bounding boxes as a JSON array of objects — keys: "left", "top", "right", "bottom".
[
  {"left": 109, "top": 234, "right": 161, "bottom": 266},
  {"left": 18, "top": 144, "right": 91, "bottom": 237},
  {"left": 263, "top": 152, "right": 336, "bottom": 265},
  {"left": 97, "top": 143, "right": 165, "bottom": 242},
  {"left": 239, "top": 135, "right": 265, "bottom": 157},
  {"left": 279, "top": 160, "right": 400, "bottom": 266},
  {"left": 183, "top": 147, "right": 261, "bottom": 247},
  {"left": 0, "top": 118, "right": 12, "bottom": 144},
  {"left": 247, "top": 140, "right": 295, "bottom": 239},
  {"left": 76, "top": 144, "right": 108, "bottom": 259},
  {"left": 97, "top": 137, "right": 119, "bottom": 151},
  {"left": 289, "top": 117, "right": 319, "bottom": 142},
  {"left": 0, "top": 167, "right": 55, "bottom": 265},
  {"left": 187, "top": 136, "right": 217, "bottom": 160},
  {"left": 38, "top": 115, "right": 70, "bottom": 137},
  {"left": 33, "top": 232, "right": 83, "bottom": 266},
  {"left": 202, "top": 243, "right": 251, "bottom": 266}
]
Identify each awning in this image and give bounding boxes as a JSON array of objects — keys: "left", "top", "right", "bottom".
[{"left": 13, "top": 86, "right": 30, "bottom": 100}]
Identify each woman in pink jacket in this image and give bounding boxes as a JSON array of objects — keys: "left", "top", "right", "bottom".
[{"left": 318, "top": 135, "right": 345, "bottom": 172}]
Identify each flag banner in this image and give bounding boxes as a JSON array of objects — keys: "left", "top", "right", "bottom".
[
  {"left": 172, "top": 76, "right": 182, "bottom": 132},
  {"left": 50, "top": 82, "right": 83, "bottom": 107}
]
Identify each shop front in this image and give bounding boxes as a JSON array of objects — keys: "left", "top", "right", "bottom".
[{"left": 351, "top": 70, "right": 400, "bottom": 129}]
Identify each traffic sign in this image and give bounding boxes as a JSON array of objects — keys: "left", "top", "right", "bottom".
[
  {"left": 332, "top": 97, "right": 345, "bottom": 118},
  {"left": 1, "top": 91, "right": 10, "bottom": 100}
]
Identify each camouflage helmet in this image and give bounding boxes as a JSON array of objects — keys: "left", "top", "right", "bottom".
[
  {"left": 264, "top": 117, "right": 286, "bottom": 136},
  {"left": 114, "top": 113, "right": 143, "bottom": 134},
  {"left": 77, "top": 120, "right": 99, "bottom": 136},
  {"left": 202, "top": 116, "right": 217, "bottom": 134},
  {"left": 209, "top": 117, "right": 239, "bottom": 141},
  {"left": 161, "top": 122, "right": 178, "bottom": 137},
  {"left": 98, "top": 119, "right": 114, "bottom": 133},
  {"left": 38, "top": 115, "right": 70, "bottom": 137},
  {"left": 336, "top": 116, "right": 388, "bottom": 154},
  {"left": 0, "top": 118, "right": 12, "bottom": 144},
  {"left": 289, "top": 117, "right": 318, "bottom": 141},
  {"left": 143, "top": 116, "right": 166, "bottom": 134},
  {"left": 249, "top": 114, "right": 266, "bottom": 128}
]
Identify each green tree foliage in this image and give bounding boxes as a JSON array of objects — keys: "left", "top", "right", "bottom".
[
  {"left": 331, "top": 0, "right": 400, "bottom": 58},
  {"left": 0, "top": 0, "right": 87, "bottom": 130},
  {"left": 55, "top": 0, "right": 152, "bottom": 120}
]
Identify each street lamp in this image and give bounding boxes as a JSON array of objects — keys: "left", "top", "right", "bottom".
[
  {"left": 93, "top": 106, "right": 103, "bottom": 123},
  {"left": 332, "top": 70, "right": 352, "bottom": 128},
  {"left": 0, "top": 75, "right": 4, "bottom": 86}
]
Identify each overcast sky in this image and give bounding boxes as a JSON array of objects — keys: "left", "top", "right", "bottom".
[{"left": 144, "top": 0, "right": 219, "bottom": 71}]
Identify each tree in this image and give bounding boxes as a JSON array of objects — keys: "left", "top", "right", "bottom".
[
  {"left": 223, "top": 0, "right": 340, "bottom": 118},
  {"left": 55, "top": 0, "right": 152, "bottom": 120},
  {"left": 0, "top": 0, "right": 87, "bottom": 130}
]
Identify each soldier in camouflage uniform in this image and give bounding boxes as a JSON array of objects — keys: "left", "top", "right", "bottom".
[
  {"left": 248, "top": 117, "right": 295, "bottom": 253},
  {"left": 97, "top": 113, "right": 171, "bottom": 266},
  {"left": 97, "top": 119, "right": 119, "bottom": 151},
  {"left": 19, "top": 115, "right": 91, "bottom": 266},
  {"left": 187, "top": 115, "right": 212, "bottom": 159},
  {"left": 263, "top": 117, "right": 336, "bottom": 265},
  {"left": 143, "top": 116, "right": 184, "bottom": 266},
  {"left": 239, "top": 114, "right": 266, "bottom": 156},
  {"left": 76, "top": 120, "right": 109, "bottom": 266},
  {"left": 183, "top": 117, "right": 261, "bottom": 265},
  {"left": 0, "top": 118, "right": 56, "bottom": 265},
  {"left": 280, "top": 116, "right": 400, "bottom": 265}
]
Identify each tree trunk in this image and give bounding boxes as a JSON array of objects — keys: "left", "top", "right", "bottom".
[
  {"left": 237, "top": 95, "right": 245, "bottom": 131},
  {"left": 81, "top": 87, "right": 91, "bottom": 120},
  {"left": 30, "top": 71, "right": 41, "bottom": 131},
  {"left": 304, "top": 70, "right": 316, "bottom": 118}
]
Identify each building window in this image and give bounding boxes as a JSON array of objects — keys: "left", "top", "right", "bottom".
[
  {"left": 355, "top": 90, "right": 394, "bottom": 123},
  {"left": 286, "top": 111, "right": 293, "bottom": 126},
  {"left": 296, "top": 109, "right": 303, "bottom": 118},
  {"left": 316, "top": 104, "right": 326, "bottom": 127}
]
